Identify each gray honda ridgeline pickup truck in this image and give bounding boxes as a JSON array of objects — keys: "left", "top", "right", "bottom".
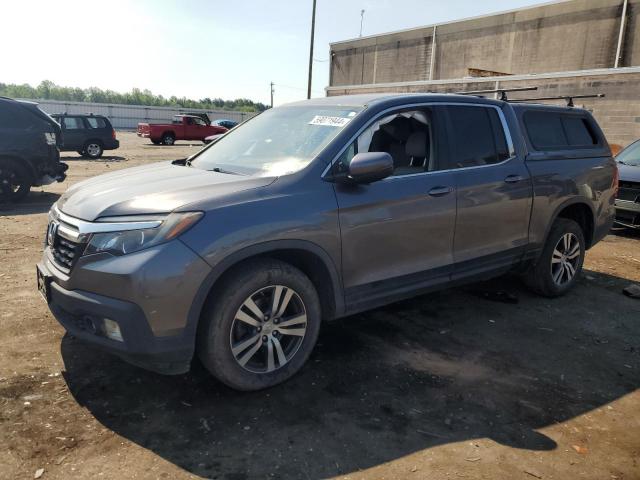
[{"left": 38, "top": 93, "right": 616, "bottom": 391}]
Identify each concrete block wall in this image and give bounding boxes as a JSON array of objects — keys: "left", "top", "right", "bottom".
[
  {"left": 326, "top": 69, "right": 640, "bottom": 147},
  {"left": 330, "top": 0, "right": 639, "bottom": 86}
]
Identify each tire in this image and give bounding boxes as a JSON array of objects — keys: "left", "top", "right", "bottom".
[
  {"left": 151, "top": 139, "right": 161, "bottom": 145},
  {"left": 161, "top": 133, "right": 175, "bottom": 146},
  {"left": 0, "top": 159, "right": 31, "bottom": 203},
  {"left": 523, "top": 218, "right": 585, "bottom": 297},
  {"left": 197, "top": 259, "right": 321, "bottom": 391},
  {"left": 76, "top": 150, "right": 84, "bottom": 155},
  {"left": 82, "top": 141, "right": 103, "bottom": 159}
]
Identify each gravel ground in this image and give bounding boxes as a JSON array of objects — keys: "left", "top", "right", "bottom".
[{"left": 0, "top": 132, "right": 639, "bottom": 480}]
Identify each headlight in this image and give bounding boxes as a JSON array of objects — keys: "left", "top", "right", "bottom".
[{"left": 84, "top": 211, "right": 203, "bottom": 256}]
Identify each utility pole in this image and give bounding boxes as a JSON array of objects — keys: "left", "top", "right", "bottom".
[
  {"left": 359, "top": 9, "right": 365, "bottom": 37},
  {"left": 307, "top": 0, "right": 317, "bottom": 99},
  {"left": 270, "top": 82, "right": 274, "bottom": 108}
]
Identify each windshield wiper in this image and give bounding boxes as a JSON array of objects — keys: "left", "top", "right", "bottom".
[{"left": 210, "top": 166, "right": 245, "bottom": 176}]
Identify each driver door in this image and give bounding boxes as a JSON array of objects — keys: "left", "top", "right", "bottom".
[{"left": 332, "top": 107, "right": 457, "bottom": 312}]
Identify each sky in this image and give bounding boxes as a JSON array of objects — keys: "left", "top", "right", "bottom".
[{"left": 1, "top": 0, "right": 550, "bottom": 106}]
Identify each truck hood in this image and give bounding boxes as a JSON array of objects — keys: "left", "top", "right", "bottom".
[
  {"left": 57, "top": 161, "right": 275, "bottom": 221},
  {"left": 618, "top": 163, "right": 640, "bottom": 183}
]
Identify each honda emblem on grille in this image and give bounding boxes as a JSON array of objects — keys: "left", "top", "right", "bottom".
[{"left": 47, "top": 222, "right": 58, "bottom": 246}]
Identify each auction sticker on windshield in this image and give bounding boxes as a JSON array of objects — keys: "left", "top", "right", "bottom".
[{"left": 308, "top": 115, "right": 351, "bottom": 127}]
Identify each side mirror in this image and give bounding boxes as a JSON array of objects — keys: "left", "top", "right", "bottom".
[{"left": 346, "top": 152, "right": 394, "bottom": 183}]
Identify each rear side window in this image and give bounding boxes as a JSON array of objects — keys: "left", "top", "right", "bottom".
[
  {"left": 62, "top": 117, "right": 86, "bottom": 129},
  {"left": 446, "top": 106, "right": 511, "bottom": 168},
  {"left": 86, "top": 117, "right": 107, "bottom": 128},
  {"left": 524, "top": 111, "right": 598, "bottom": 150}
]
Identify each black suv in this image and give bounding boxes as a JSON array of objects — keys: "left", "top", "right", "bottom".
[
  {"left": 51, "top": 114, "right": 119, "bottom": 159},
  {"left": 0, "top": 97, "right": 67, "bottom": 202}
]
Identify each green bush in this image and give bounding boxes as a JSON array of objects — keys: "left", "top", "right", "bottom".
[{"left": 0, "top": 80, "right": 268, "bottom": 112}]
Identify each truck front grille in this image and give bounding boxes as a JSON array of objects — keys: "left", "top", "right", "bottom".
[
  {"left": 51, "top": 235, "right": 83, "bottom": 270},
  {"left": 618, "top": 181, "right": 640, "bottom": 202}
]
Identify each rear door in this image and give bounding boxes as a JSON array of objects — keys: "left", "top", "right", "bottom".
[
  {"left": 333, "top": 106, "right": 457, "bottom": 311},
  {"left": 443, "top": 104, "right": 532, "bottom": 278},
  {"left": 85, "top": 116, "right": 110, "bottom": 144},
  {"left": 60, "top": 116, "right": 88, "bottom": 150}
]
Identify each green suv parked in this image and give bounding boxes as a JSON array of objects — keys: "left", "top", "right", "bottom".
[{"left": 51, "top": 113, "right": 120, "bottom": 159}]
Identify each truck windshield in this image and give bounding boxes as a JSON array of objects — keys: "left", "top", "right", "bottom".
[
  {"left": 190, "top": 106, "right": 362, "bottom": 176},
  {"left": 617, "top": 140, "right": 640, "bottom": 166}
]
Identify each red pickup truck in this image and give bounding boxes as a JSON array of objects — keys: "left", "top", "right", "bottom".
[{"left": 137, "top": 115, "right": 227, "bottom": 145}]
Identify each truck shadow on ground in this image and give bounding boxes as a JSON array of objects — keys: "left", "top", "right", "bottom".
[
  {"left": 60, "top": 271, "right": 639, "bottom": 479},
  {"left": 0, "top": 192, "right": 60, "bottom": 216},
  {"left": 60, "top": 155, "right": 127, "bottom": 162}
]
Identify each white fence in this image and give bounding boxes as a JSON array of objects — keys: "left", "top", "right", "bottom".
[{"left": 22, "top": 99, "right": 258, "bottom": 130}]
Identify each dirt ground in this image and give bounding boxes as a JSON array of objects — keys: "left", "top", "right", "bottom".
[{"left": 1, "top": 132, "right": 639, "bottom": 480}]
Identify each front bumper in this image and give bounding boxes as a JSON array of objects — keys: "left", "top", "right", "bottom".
[
  {"left": 615, "top": 199, "right": 640, "bottom": 229},
  {"left": 40, "top": 237, "right": 212, "bottom": 375}
]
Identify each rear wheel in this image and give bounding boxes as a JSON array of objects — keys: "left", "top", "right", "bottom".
[
  {"left": 151, "top": 139, "right": 161, "bottom": 145},
  {"left": 0, "top": 159, "right": 31, "bottom": 203},
  {"left": 523, "top": 218, "right": 585, "bottom": 297},
  {"left": 82, "top": 142, "right": 103, "bottom": 159},
  {"left": 197, "top": 259, "right": 321, "bottom": 391},
  {"left": 161, "top": 133, "right": 175, "bottom": 146}
]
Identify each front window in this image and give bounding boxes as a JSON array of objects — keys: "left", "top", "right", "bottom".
[
  {"left": 335, "top": 108, "right": 441, "bottom": 176},
  {"left": 190, "top": 106, "right": 361, "bottom": 176},
  {"left": 617, "top": 141, "right": 640, "bottom": 167}
]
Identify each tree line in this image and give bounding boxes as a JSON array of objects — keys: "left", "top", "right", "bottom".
[{"left": 0, "top": 80, "right": 268, "bottom": 112}]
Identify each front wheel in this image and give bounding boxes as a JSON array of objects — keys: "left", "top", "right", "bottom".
[
  {"left": 0, "top": 159, "right": 31, "bottom": 203},
  {"left": 197, "top": 259, "right": 321, "bottom": 391},
  {"left": 523, "top": 218, "right": 585, "bottom": 297}
]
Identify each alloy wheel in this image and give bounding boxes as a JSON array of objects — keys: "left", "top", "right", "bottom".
[
  {"left": 229, "top": 285, "right": 307, "bottom": 374},
  {"left": 551, "top": 232, "right": 581, "bottom": 286},
  {"left": 86, "top": 143, "right": 101, "bottom": 157}
]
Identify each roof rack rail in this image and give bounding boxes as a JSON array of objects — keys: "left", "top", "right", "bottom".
[
  {"left": 455, "top": 86, "right": 538, "bottom": 101},
  {"left": 510, "top": 93, "right": 605, "bottom": 107}
]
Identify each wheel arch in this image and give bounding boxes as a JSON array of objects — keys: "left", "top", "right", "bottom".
[
  {"left": 546, "top": 199, "right": 595, "bottom": 249},
  {"left": 83, "top": 138, "right": 104, "bottom": 147},
  {"left": 185, "top": 240, "right": 344, "bottom": 345}
]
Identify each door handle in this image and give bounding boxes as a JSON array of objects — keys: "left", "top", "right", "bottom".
[
  {"left": 428, "top": 186, "right": 453, "bottom": 197},
  {"left": 504, "top": 174, "right": 524, "bottom": 183}
]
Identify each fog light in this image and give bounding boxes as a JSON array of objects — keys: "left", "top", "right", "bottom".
[{"left": 103, "top": 318, "right": 123, "bottom": 342}]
